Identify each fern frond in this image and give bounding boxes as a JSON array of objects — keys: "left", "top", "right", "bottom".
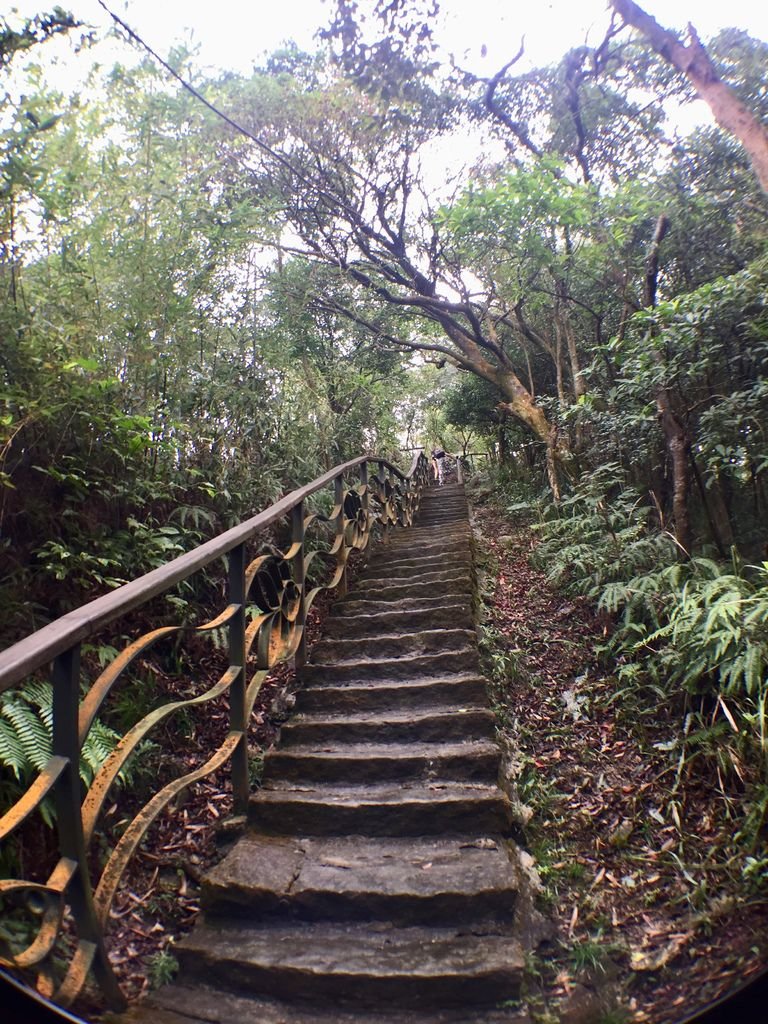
[
  {"left": 0, "top": 701, "right": 52, "bottom": 773},
  {"left": 0, "top": 719, "right": 27, "bottom": 781}
]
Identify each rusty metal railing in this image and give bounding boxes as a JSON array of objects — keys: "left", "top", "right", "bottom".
[{"left": 0, "top": 452, "right": 430, "bottom": 1010}]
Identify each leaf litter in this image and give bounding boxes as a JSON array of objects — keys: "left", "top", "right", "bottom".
[{"left": 471, "top": 496, "right": 767, "bottom": 1024}]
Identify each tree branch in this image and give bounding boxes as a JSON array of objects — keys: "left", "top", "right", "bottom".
[{"left": 611, "top": 0, "right": 768, "bottom": 195}]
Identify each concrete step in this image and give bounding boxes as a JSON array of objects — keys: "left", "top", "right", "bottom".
[
  {"left": 262, "top": 737, "right": 501, "bottom": 784},
  {"left": 278, "top": 707, "right": 496, "bottom": 747},
  {"left": 202, "top": 835, "right": 522, "bottom": 924},
  {"left": 176, "top": 919, "right": 524, "bottom": 1009},
  {"left": 249, "top": 781, "right": 513, "bottom": 836}
]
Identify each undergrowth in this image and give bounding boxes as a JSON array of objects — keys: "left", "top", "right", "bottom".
[{"left": 502, "top": 463, "right": 768, "bottom": 888}]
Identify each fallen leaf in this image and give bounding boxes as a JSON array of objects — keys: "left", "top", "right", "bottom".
[{"left": 568, "top": 903, "right": 579, "bottom": 934}]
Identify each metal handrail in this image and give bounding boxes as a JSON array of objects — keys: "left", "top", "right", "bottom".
[{"left": 0, "top": 451, "right": 431, "bottom": 1011}]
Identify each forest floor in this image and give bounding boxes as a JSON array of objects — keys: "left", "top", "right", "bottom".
[
  {"left": 470, "top": 489, "right": 768, "bottom": 1024},
  {"left": 75, "top": 494, "right": 768, "bottom": 1022}
]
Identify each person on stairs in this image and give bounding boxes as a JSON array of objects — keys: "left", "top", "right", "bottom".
[{"left": 431, "top": 446, "right": 446, "bottom": 485}]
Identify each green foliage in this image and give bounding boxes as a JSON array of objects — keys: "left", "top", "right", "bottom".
[
  {"left": 0, "top": 678, "right": 131, "bottom": 826},
  {"left": 528, "top": 463, "right": 676, "bottom": 605},
  {"left": 525, "top": 463, "right": 768, "bottom": 765},
  {"left": 146, "top": 948, "right": 179, "bottom": 989}
]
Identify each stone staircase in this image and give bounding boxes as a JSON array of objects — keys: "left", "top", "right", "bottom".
[{"left": 124, "top": 484, "right": 530, "bottom": 1024}]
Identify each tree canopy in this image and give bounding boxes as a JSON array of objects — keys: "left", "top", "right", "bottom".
[{"left": 1, "top": 1, "right": 767, "bottom": 753}]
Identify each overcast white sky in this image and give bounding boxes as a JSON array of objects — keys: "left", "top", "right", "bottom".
[{"left": 7, "top": 0, "right": 768, "bottom": 80}]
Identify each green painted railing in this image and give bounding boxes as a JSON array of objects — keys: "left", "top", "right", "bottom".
[{"left": 0, "top": 452, "right": 430, "bottom": 1009}]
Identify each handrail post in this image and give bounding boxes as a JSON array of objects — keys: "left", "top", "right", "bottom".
[
  {"left": 291, "top": 501, "right": 307, "bottom": 670},
  {"left": 227, "top": 544, "right": 249, "bottom": 816},
  {"left": 360, "top": 460, "right": 370, "bottom": 537},
  {"left": 52, "top": 645, "right": 124, "bottom": 1008},
  {"left": 378, "top": 460, "right": 390, "bottom": 544},
  {"left": 334, "top": 474, "right": 348, "bottom": 598}
]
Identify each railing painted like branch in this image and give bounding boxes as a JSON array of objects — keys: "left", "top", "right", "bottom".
[{"left": 0, "top": 452, "right": 431, "bottom": 1010}]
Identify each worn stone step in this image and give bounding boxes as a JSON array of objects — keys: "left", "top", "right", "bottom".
[
  {"left": 331, "top": 594, "right": 471, "bottom": 619},
  {"left": 279, "top": 707, "right": 496, "bottom": 747},
  {"left": 299, "top": 649, "right": 480, "bottom": 685},
  {"left": 416, "top": 511, "right": 468, "bottom": 519},
  {"left": 386, "top": 524, "right": 470, "bottom": 541},
  {"left": 202, "top": 835, "right": 521, "bottom": 924},
  {"left": 135, "top": 983, "right": 530, "bottom": 1024},
  {"left": 262, "top": 737, "right": 500, "bottom": 784},
  {"left": 295, "top": 676, "right": 488, "bottom": 713},
  {"left": 310, "top": 628, "right": 476, "bottom": 666},
  {"left": 358, "top": 569, "right": 470, "bottom": 590},
  {"left": 362, "top": 559, "right": 471, "bottom": 583},
  {"left": 343, "top": 577, "right": 473, "bottom": 604},
  {"left": 300, "top": 668, "right": 484, "bottom": 694},
  {"left": 249, "top": 781, "right": 513, "bottom": 836},
  {"left": 176, "top": 919, "right": 524, "bottom": 1008},
  {"left": 321, "top": 604, "right": 470, "bottom": 638}
]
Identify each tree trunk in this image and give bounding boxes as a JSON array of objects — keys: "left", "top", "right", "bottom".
[
  {"left": 645, "top": 213, "right": 692, "bottom": 556},
  {"left": 656, "top": 394, "right": 692, "bottom": 555},
  {"left": 611, "top": 0, "right": 768, "bottom": 196},
  {"left": 555, "top": 279, "right": 587, "bottom": 401}
]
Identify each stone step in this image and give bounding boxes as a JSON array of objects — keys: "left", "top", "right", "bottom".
[
  {"left": 249, "top": 781, "right": 513, "bottom": 836},
  {"left": 400, "top": 531, "right": 466, "bottom": 541},
  {"left": 321, "top": 603, "right": 470, "bottom": 638},
  {"left": 299, "top": 669, "right": 485, "bottom": 694},
  {"left": 299, "top": 649, "right": 480, "bottom": 685},
  {"left": 262, "top": 737, "right": 500, "bottom": 784},
  {"left": 310, "top": 628, "right": 476, "bottom": 665},
  {"left": 279, "top": 707, "right": 496, "bottom": 746},
  {"left": 363, "top": 542, "right": 470, "bottom": 567},
  {"left": 352, "top": 569, "right": 473, "bottom": 593},
  {"left": 403, "top": 509, "right": 468, "bottom": 521},
  {"left": 362, "top": 553, "right": 472, "bottom": 577},
  {"left": 137, "top": 983, "right": 530, "bottom": 1024},
  {"left": 295, "top": 676, "right": 488, "bottom": 713},
  {"left": 331, "top": 594, "right": 471, "bottom": 619},
  {"left": 361, "top": 559, "right": 472, "bottom": 582},
  {"left": 176, "top": 919, "right": 524, "bottom": 1009},
  {"left": 343, "top": 577, "right": 473, "bottom": 604},
  {"left": 202, "top": 835, "right": 521, "bottom": 924}
]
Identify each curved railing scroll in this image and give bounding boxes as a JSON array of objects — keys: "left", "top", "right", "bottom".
[{"left": 0, "top": 452, "right": 431, "bottom": 1010}]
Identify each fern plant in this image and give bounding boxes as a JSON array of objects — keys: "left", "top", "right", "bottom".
[
  {"left": 524, "top": 464, "right": 768, "bottom": 764},
  {"left": 0, "top": 679, "right": 132, "bottom": 826}
]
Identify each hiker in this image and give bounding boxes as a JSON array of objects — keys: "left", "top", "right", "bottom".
[{"left": 431, "top": 447, "right": 446, "bottom": 485}]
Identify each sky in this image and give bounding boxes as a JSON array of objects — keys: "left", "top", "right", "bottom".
[{"left": 7, "top": 0, "right": 768, "bottom": 83}]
